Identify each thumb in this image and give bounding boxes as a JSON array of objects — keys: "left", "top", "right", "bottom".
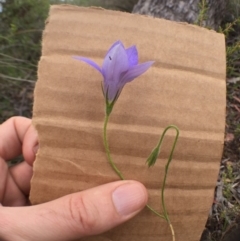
[{"left": 0, "top": 180, "right": 148, "bottom": 241}]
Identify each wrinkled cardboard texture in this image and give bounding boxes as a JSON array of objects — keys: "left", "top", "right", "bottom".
[{"left": 30, "top": 5, "right": 226, "bottom": 241}]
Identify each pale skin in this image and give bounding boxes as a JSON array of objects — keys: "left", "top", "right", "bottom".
[{"left": 0, "top": 117, "right": 148, "bottom": 241}]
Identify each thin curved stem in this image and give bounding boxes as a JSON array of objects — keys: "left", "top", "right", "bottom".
[
  {"left": 152, "top": 125, "right": 179, "bottom": 241},
  {"left": 103, "top": 112, "right": 165, "bottom": 220},
  {"left": 103, "top": 109, "right": 179, "bottom": 241},
  {"left": 169, "top": 224, "right": 176, "bottom": 241},
  {"left": 146, "top": 204, "right": 165, "bottom": 219},
  {"left": 103, "top": 113, "right": 124, "bottom": 180},
  {"left": 159, "top": 125, "right": 179, "bottom": 223},
  {"left": 146, "top": 125, "right": 179, "bottom": 240}
]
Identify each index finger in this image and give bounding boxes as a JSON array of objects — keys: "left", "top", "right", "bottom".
[{"left": 0, "top": 117, "right": 33, "bottom": 161}]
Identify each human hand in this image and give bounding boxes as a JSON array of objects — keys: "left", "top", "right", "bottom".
[{"left": 0, "top": 117, "right": 148, "bottom": 241}]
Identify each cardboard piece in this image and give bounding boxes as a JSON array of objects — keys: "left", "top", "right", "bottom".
[{"left": 30, "top": 5, "right": 226, "bottom": 241}]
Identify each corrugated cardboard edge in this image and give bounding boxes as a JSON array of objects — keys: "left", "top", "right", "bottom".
[{"left": 30, "top": 5, "right": 226, "bottom": 241}]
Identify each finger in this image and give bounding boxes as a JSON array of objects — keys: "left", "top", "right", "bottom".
[
  {"left": 0, "top": 117, "right": 32, "bottom": 161},
  {"left": 0, "top": 157, "right": 8, "bottom": 203},
  {"left": 0, "top": 157, "right": 30, "bottom": 206},
  {"left": 22, "top": 124, "right": 38, "bottom": 166},
  {"left": 0, "top": 181, "right": 148, "bottom": 241},
  {"left": 9, "top": 161, "right": 33, "bottom": 196},
  {"left": 0, "top": 160, "right": 32, "bottom": 206}
]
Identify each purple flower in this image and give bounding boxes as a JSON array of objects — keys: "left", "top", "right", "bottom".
[{"left": 74, "top": 40, "right": 154, "bottom": 102}]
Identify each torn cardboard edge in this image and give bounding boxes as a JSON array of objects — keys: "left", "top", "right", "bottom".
[{"left": 30, "top": 5, "right": 226, "bottom": 241}]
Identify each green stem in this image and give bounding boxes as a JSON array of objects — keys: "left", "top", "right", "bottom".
[
  {"left": 158, "top": 125, "right": 179, "bottom": 223},
  {"left": 103, "top": 108, "right": 179, "bottom": 240},
  {"left": 146, "top": 204, "right": 165, "bottom": 219},
  {"left": 147, "top": 125, "right": 179, "bottom": 241},
  {"left": 103, "top": 111, "right": 165, "bottom": 220},
  {"left": 103, "top": 113, "right": 124, "bottom": 180}
]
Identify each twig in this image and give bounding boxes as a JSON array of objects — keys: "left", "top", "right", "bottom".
[
  {"left": 0, "top": 74, "right": 36, "bottom": 83},
  {"left": 0, "top": 53, "right": 37, "bottom": 67}
]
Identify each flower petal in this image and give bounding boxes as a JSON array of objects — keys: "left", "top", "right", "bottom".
[
  {"left": 104, "top": 79, "right": 127, "bottom": 102},
  {"left": 121, "top": 61, "right": 154, "bottom": 84},
  {"left": 105, "top": 40, "right": 124, "bottom": 56},
  {"left": 102, "top": 44, "right": 129, "bottom": 100},
  {"left": 73, "top": 56, "right": 102, "bottom": 74},
  {"left": 126, "top": 45, "right": 138, "bottom": 66}
]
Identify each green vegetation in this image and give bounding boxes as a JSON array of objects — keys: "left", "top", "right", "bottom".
[
  {"left": 0, "top": 0, "right": 48, "bottom": 80},
  {"left": 195, "top": 1, "right": 240, "bottom": 240},
  {"left": 195, "top": 0, "right": 208, "bottom": 27},
  {"left": 220, "top": 18, "right": 240, "bottom": 77},
  {"left": 223, "top": 0, "right": 240, "bottom": 77}
]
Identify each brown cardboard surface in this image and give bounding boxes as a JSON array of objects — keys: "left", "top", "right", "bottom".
[{"left": 30, "top": 5, "right": 226, "bottom": 241}]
